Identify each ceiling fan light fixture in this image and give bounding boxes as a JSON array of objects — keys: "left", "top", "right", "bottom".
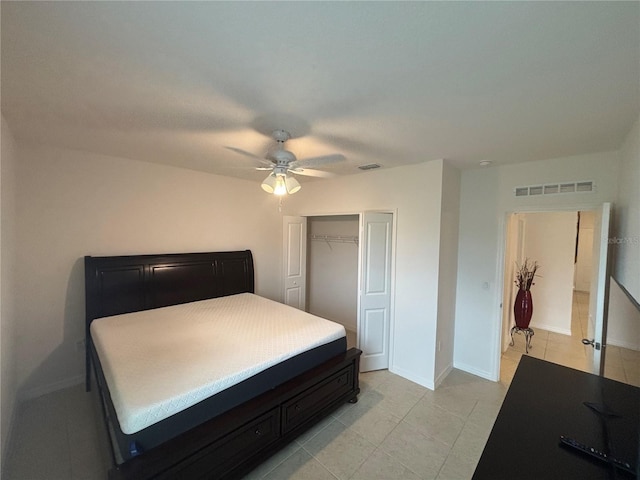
[
  {"left": 246, "top": 129, "right": 344, "bottom": 196},
  {"left": 261, "top": 172, "right": 302, "bottom": 195},
  {"left": 261, "top": 173, "right": 278, "bottom": 193},
  {"left": 273, "top": 175, "right": 288, "bottom": 196},
  {"left": 285, "top": 175, "right": 301, "bottom": 194}
]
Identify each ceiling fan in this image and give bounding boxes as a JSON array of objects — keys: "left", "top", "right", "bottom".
[{"left": 226, "top": 129, "right": 345, "bottom": 195}]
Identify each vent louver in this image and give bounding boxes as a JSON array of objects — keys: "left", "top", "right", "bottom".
[
  {"left": 358, "top": 163, "right": 381, "bottom": 171},
  {"left": 514, "top": 181, "right": 594, "bottom": 197}
]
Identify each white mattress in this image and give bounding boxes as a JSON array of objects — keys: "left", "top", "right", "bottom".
[{"left": 90, "top": 293, "right": 346, "bottom": 435}]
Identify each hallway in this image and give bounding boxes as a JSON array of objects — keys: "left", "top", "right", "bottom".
[{"left": 501, "top": 291, "right": 640, "bottom": 387}]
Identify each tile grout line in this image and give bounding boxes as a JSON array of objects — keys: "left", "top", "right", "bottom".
[
  {"left": 299, "top": 443, "right": 347, "bottom": 480},
  {"left": 433, "top": 398, "right": 481, "bottom": 480},
  {"left": 362, "top": 385, "right": 433, "bottom": 479},
  {"left": 336, "top": 378, "right": 444, "bottom": 480},
  {"left": 65, "top": 402, "right": 76, "bottom": 480}
]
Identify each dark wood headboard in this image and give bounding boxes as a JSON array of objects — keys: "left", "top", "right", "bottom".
[{"left": 84, "top": 250, "right": 254, "bottom": 389}]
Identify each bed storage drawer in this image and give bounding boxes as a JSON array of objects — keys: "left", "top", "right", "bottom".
[
  {"left": 210, "top": 409, "right": 280, "bottom": 475},
  {"left": 160, "top": 408, "right": 280, "bottom": 479},
  {"left": 282, "top": 364, "right": 354, "bottom": 434}
]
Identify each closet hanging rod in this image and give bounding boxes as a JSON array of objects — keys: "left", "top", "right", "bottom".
[{"left": 309, "top": 234, "right": 359, "bottom": 245}]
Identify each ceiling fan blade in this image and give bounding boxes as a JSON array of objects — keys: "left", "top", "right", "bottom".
[
  {"left": 224, "top": 146, "right": 263, "bottom": 159},
  {"left": 255, "top": 167, "right": 274, "bottom": 171},
  {"left": 289, "top": 153, "right": 346, "bottom": 170},
  {"left": 290, "top": 168, "right": 337, "bottom": 178},
  {"left": 225, "top": 146, "right": 274, "bottom": 167}
]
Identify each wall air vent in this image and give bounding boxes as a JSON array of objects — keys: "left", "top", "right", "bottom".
[
  {"left": 513, "top": 181, "right": 594, "bottom": 197},
  {"left": 358, "top": 163, "right": 381, "bottom": 171},
  {"left": 576, "top": 181, "right": 594, "bottom": 192}
]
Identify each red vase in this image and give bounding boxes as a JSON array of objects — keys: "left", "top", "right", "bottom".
[{"left": 514, "top": 289, "right": 533, "bottom": 328}]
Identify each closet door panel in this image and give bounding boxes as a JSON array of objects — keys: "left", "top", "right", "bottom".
[
  {"left": 359, "top": 212, "right": 392, "bottom": 372},
  {"left": 283, "top": 216, "right": 307, "bottom": 310}
]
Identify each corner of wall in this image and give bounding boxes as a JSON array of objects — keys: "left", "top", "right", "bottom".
[
  {"left": 1, "top": 113, "right": 19, "bottom": 469},
  {"left": 607, "top": 278, "right": 640, "bottom": 350},
  {"left": 608, "top": 113, "right": 640, "bottom": 350},
  {"left": 612, "top": 113, "right": 640, "bottom": 301},
  {"left": 434, "top": 161, "right": 461, "bottom": 385}
]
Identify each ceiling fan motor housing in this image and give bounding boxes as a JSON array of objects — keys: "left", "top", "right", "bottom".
[
  {"left": 269, "top": 148, "right": 296, "bottom": 165},
  {"left": 272, "top": 129, "right": 291, "bottom": 143},
  {"left": 230, "top": 127, "right": 343, "bottom": 188}
]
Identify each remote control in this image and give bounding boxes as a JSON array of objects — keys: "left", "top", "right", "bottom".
[{"left": 559, "top": 435, "right": 635, "bottom": 474}]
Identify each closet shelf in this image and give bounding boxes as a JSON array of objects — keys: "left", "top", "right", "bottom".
[{"left": 309, "top": 234, "right": 359, "bottom": 245}]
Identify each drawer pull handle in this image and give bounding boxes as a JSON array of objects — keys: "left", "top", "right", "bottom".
[
  {"left": 255, "top": 429, "right": 262, "bottom": 436},
  {"left": 295, "top": 404, "right": 301, "bottom": 411}
]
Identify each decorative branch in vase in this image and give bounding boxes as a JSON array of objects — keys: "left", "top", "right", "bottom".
[
  {"left": 514, "top": 259, "right": 540, "bottom": 329},
  {"left": 515, "top": 259, "right": 539, "bottom": 291}
]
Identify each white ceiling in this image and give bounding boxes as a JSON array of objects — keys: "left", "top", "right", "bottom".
[{"left": 2, "top": 1, "right": 639, "bottom": 183}]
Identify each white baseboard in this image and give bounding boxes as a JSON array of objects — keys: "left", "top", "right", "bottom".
[
  {"left": 452, "top": 361, "right": 496, "bottom": 382},
  {"left": 389, "top": 365, "right": 434, "bottom": 390},
  {"left": 529, "top": 323, "right": 572, "bottom": 336},
  {"left": 434, "top": 364, "right": 453, "bottom": 389},
  {"left": 19, "top": 374, "right": 84, "bottom": 401},
  {"left": 607, "top": 337, "right": 640, "bottom": 351},
  {"left": 1, "top": 397, "right": 19, "bottom": 477}
]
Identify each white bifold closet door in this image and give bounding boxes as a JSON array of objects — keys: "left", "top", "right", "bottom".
[
  {"left": 282, "top": 216, "right": 307, "bottom": 310},
  {"left": 283, "top": 212, "right": 393, "bottom": 373},
  {"left": 358, "top": 212, "right": 392, "bottom": 372}
]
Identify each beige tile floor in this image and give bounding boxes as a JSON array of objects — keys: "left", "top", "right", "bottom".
[
  {"left": 501, "top": 291, "right": 640, "bottom": 388},
  {"left": 3, "top": 368, "right": 509, "bottom": 480},
  {"left": 3, "top": 293, "right": 637, "bottom": 479}
]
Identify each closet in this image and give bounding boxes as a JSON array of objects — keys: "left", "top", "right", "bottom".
[{"left": 307, "top": 215, "right": 359, "bottom": 348}]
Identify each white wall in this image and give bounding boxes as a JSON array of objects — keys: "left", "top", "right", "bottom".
[
  {"left": 434, "top": 161, "right": 460, "bottom": 386},
  {"left": 14, "top": 144, "right": 282, "bottom": 398},
  {"left": 608, "top": 114, "right": 640, "bottom": 351},
  {"left": 284, "top": 160, "right": 446, "bottom": 389},
  {"left": 1, "top": 115, "right": 19, "bottom": 467},
  {"left": 455, "top": 150, "right": 620, "bottom": 380},
  {"left": 501, "top": 213, "right": 525, "bottom": 352},
  {"left": 521, "top": 212, "right": 577, "bottom": 335},
  {"left": 307, "top": 216, "right": 359, "bottom": 332},
  {"left": 608, "top": 278, "right": 640, "bottom": 350},
  {"left": 613, "top": 115, "right": 640, "bottom": 302},
  {"left": 574, "top": 211, "right": 595, "bottom": 292}
]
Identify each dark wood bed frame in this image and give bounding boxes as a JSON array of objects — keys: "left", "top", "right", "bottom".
[{"left": 85, "top": 250, "right": 361, "bottom": 480}]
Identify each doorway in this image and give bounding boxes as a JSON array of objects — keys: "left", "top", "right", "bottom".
[
  {"left": 283, "top": 212, "right": 394, "bottom": 372},
  {"left": 307, "top": 215, "right": 359, "bottom": 349},
  {"left": 499, "top": 206, "right": 610, "bottom": 381}
]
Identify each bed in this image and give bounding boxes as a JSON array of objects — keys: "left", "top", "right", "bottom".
[{"left": 85, "top": 250, "right": 361, "bottom": 480}]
